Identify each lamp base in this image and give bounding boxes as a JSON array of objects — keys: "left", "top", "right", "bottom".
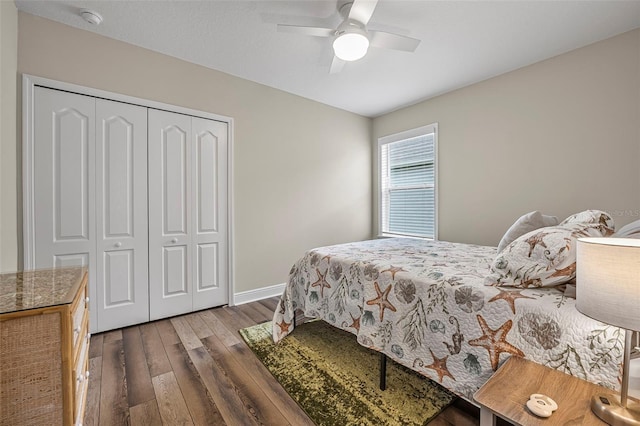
[{"left": 591, "top": 393, "right": 640, "bottom": 426}]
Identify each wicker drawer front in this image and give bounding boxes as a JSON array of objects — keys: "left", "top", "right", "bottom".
[
  {"left": 71, "top": 283, "right": 88, "bottom": 349},
  {"left": 74, "top": 330, "right": 89, "bottom": 386},
  {"left": 73, "top": 309, "right": 89, "bottom": 363},
  {"left": 0, "top": 312, "right": 64, "bottom": 426},
  {"left": 73, "top": 326, "right": 90, "bottom": 425},
  {"left": 74, "top": 354, "right": 89, "bottom": 425}
]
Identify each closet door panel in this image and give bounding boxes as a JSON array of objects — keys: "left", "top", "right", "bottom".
[
  {"left": 192, "top": 118, "right": 228, "bottom": 310},
  {"left": 33, "top": 87, "right": 98, "bottom": 329},
  {"left": 54, "top": 253, "right": 90, "bottom": 268},
  {"left": 163, "top": 129, "right": 188, "bottom": 234},
  {"left": 55, "top": 110, "right": 89, "bottom": 241},
  {"left": 103, "top": 117, "right": 133, "bottom": 237},
  {"left": 104, "top": 250, "right": 134, "bottom": 304},
  {"left": 148, "top": 109, "right": 193, "bottom": 320},
  {"left": 163, "top": 246, "right": 188, "bottom": 294},
  {"left": 197, "top": 243, "right": 218, "bottom": 289},
  {"left": 95, "top": 99, "right": 149, "bottom": 331},
  {"left": 196, "top": 133, "right": 217, "bottom": 233}
]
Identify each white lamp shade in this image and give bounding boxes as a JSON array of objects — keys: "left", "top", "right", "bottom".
[
  {"left": 576, "top": 237, "right": 640, "bottom": 331},
  {"left": 333, "top": 32, "right": 369, "bottom": 61}
]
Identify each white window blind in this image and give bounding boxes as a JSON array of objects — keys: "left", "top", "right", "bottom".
[{"left": 379, "top": 124, "right": 437, "bottom": 239}]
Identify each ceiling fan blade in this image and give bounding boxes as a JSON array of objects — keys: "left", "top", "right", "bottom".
[
  {"left": 348, "top": 0, "right": 379, "bottom": 25},
  {"left": 277, "top": 24, "right": 334, "bottom": 38},
  {"left": 369, "top": 31, "right": 421, "bottom": 52},
  {"left": 330, "top": 56, "right": 346, "bottom": 74}
]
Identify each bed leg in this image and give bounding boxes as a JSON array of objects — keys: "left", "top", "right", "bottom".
[
  {"left": 292, "top": 311, "right": 297, "bottom": 328},
  {"left": 380, "top": 353, "right": 387, "bottom": 391}
]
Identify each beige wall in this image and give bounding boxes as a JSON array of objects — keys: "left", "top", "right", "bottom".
[
  {"left": 0, "top": 1, "right": 18, "bottom": 272},
  {"left": 373, "top": 29, "right": 640, "bottom": 247},
  {"left": 16, "top": 13, "right": 372, "bottom": 292}
]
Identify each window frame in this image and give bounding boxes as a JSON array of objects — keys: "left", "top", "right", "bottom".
[{"left": 377, "top": 123, "right": 438, "bottom": 240}]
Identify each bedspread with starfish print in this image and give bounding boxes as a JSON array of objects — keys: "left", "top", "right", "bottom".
[{"left": 272, "top": 238, "right": 624, "bottom": 401}]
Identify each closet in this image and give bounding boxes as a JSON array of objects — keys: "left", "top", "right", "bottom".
[{"left": 25, "top": 82, "right": 230, "bottom": 333}]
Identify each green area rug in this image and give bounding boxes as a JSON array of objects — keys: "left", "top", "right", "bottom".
[{"left": 239, "top": 320, "right": 456, "bottom": 425}]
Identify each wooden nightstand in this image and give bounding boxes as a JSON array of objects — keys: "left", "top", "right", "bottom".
[{"left": 474, "top": 356, "right": 607, "bottom": 425}]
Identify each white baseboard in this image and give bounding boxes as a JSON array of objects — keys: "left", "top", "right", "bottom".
[{"left": 233, "top": 282, "right": 286, "bottom": 306}]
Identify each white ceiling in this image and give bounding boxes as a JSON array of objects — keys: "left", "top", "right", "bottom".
[{"left": 14, "top": 0, "right": 640, "bottom": 117}]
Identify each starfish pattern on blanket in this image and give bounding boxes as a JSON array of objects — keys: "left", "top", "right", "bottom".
[
  {"left": 381, "top": 265, "right": 406, "bottom": 279},
  {"left": 366, "top": 281, "right": 397, "bottom": 321},
  {"left": 422, "top": 348, "right": 455, "bottom": 383},
  {"left": 275, "top": 319, "right": 291, "bottom": 337},
  {"left": 311, "top": 268, "right": 331, "bottom": 297},
  {"left": 468, "top": 315, "right": 524, "bottom": 371},
  {"left": 349, "top": 312, "right": 361, "bottom": 332},
  {"left": 488, "top": 288, "right": 535, "bottom": 314}
]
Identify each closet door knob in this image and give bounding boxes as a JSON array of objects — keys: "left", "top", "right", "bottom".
[
  {"left": 114, "top": 242, "right": 122, "bottom": 248},
  {"left": 171, "top": 238, "right": 178, "bottom": 244}
]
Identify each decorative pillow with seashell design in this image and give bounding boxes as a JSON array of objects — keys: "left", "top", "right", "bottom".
[
  {"left": 559, "top": 209, "right": 615, "bottom": 228},
  {"left": 485, "top": 210, "right": 615, "bottom": 288}
]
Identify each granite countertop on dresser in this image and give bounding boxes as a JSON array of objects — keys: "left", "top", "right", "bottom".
[{"left": 0, "top": 266, "right": 87, "bottom": 314}]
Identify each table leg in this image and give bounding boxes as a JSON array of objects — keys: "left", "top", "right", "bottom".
[
  {"left": 479, "top": 406, "right": 496, "bottom": 426},
  {"left": 379, "top": 353, "right": 387, "bottom": 390}
]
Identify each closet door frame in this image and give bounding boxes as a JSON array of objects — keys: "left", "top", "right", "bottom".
[{"left": 22, "top": 74, "right": 236, "bottom": 315}]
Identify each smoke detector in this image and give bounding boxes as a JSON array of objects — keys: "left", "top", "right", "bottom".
[{"left": 80, "top": 9, "right": 103, "bottom": 25}]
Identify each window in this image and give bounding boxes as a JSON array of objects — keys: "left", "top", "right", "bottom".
[{"left": 378, "top": 124, "right": 437, "bottom": 239}]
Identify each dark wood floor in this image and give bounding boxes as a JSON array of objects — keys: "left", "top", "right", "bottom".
[{"left": 83, "top": 297, "right": 480, "bottom": 425}]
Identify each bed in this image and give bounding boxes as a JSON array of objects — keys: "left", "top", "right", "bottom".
[{"left": 272, "top": 211, "right": 625, "bottom": 401}]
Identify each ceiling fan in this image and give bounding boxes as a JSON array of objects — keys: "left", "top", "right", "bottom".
[{"left": 277, "top": 0, "right": 421, "bottom": 73}]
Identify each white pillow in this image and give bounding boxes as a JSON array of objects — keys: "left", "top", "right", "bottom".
[
  {"left": 614, "top": 219, "right": 640, "bottom": 238},
  {"left": 497, "top": 211, "right": 559, "bottom": 253}
]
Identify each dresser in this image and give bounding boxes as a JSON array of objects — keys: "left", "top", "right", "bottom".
[{"left": 0, "top": 266, "right": 89, "bottom": 426}]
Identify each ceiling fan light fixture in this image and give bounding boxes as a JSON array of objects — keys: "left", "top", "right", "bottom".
[{"left": 333, "top": 30, "right": 369, "bottom": 62}]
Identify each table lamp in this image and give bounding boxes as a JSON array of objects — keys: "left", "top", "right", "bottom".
[{"left": 577, "top": 237, "right": 640, "bottom": 425}]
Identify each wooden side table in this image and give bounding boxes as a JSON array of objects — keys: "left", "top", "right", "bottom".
[{"left": 474, "top": 356, "right": 607, "bottom": 425}]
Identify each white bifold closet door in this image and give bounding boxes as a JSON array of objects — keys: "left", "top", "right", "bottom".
[
  {"left": 33, "top": 88, "right": 97, "bottom": 329},
  {"left": 33, "top": 87, "right": 149, "bottom": 331},
  {"left": 148, "top": 109, "right": 228, "bottom": 321},
  {"left": 95, "top": 99, "right": 149, "bottom": 330}
]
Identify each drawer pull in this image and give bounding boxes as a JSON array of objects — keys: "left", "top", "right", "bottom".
[
  {"left": 77, "top": 374, "right": 84, "bottom": 383},
  {"left": 85, "top": 296, "right": 90, "bottom": 304},
  {"left": 114, "top": 242, "right": 122, "bottom": 248},
  {"left": 74, "top": 326, "right": 81, "bottom": 333},
  {"left": 85, "top": 371, "right": 90, "bottom": 379}
]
